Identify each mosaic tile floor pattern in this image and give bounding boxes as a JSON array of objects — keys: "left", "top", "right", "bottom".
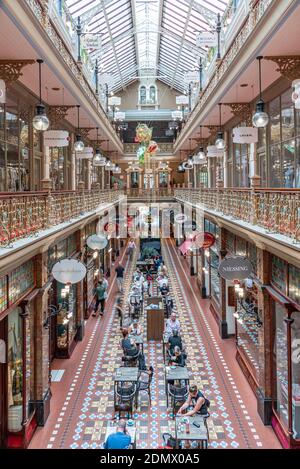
[{"left": 29, "top": 240, "right": 281, "bottom": 449}]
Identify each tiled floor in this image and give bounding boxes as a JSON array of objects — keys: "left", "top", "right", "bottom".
[{"left": 29, "top": 239, "right": 281, "bottom": 449}]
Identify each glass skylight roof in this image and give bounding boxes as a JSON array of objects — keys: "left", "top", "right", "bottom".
[{"left": 65, "top": 0, "right": 228, "bottom": 94}]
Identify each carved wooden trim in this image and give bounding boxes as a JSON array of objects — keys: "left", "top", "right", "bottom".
[
  {"left": 48, "top": 105, "right": 76, "bottom": 127},
  {"left": 223, "top": 102, "right": 252, "bottom": 126},
  {"left": 264, "top": 55, "right": 300, "bottom": 81},
  {"left": 78, "top": 128, "right": 97, "bottom": 139},
  {"left": 0, "top": 59, "right": 35, "bottom": 86}
]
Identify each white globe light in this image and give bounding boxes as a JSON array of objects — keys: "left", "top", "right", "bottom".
[
  {"left": 33, "top": 105, "right": 50, "bottom": 131},
  {"left": 74, "top": 136, "right": 84, "bottom": 152},
  {"left": 215, "top": 132, "right": 225, "bottom": 150},
  {"left": 252, "top": 111, "right": 269, "bottom": 128},
  {"left": 193, "top": 149, "right": 206, "bottom": 164}
]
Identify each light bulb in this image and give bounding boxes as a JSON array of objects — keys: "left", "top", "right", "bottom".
[
  {"left": 215, "top": 132, "right": 225, "bottom": 150},
  {"left": 33, "top": 105, "right": 49, "bottom": 131},
  {"left": 252, "top": 100, "right": 269, "bottom": 128},
  {"left": 74, "top": 135, "right": 84, "bottom": 151},
  {"left": 93, "top": 251, "right": 98, "bottom": 259}
]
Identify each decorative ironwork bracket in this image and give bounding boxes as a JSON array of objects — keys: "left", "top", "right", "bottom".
[
  {"left": 0, "top": 59, "right": 35, "bottom": 86},
  {"left": 264, "top": 55, "right": 300, "bottom": 81},
  {"left": 223, "top": 102, "right": 252, "bottom": 126},
  {"left": 48, "top": 105, "right": 76, "bottom": 127}
]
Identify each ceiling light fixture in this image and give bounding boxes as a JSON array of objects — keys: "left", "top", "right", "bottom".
[
  {"left": 252, "top": 56, "right": 269, "bottom": 128},
  {"left": 74, "top": 105, "right": 84, "bottom": 151},
  {"left": 215, "top": 103, "right": 225, "bottom": 150},
  {"left": 33, "top": 59, "right": 50, "bottom": 131}
]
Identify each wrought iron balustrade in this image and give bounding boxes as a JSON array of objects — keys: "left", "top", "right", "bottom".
[
  {"left": 0, "top": 189, "right": 123, "bottom": 247},
  {"left": 174, "top": 188, "right": 300, "bottom": 243},
  {"left": 126, "top": 188, "right": 174, "bottom": 199}
]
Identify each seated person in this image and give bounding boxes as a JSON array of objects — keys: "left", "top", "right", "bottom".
[
  {"left": 157, "top": 275, "right": 169, "bottom": 295},
  {"left": 133, "top": 268, "right": 141, "bottom": 281},
  {"left": 104, "top": 419, "right": 131, "bottom": 449},
  {"left": 121, "top": 328, "right": 139, "bottom": 357},
  {"left": 177, "top": 385, "right": 208, "bottom": 417},
  {"left": 165, "top": 312, "right": 181, "bottom": 338},
  {"left": 169, "top": 346, "right": 185, "bottom": 367},
  {"left": 128, "top": 319, "right": 143, "bottom": 336},
  {"left": 168, "top": 329, "right": 182, "bottom": 355}
]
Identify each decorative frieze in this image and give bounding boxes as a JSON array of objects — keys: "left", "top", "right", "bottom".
[
  {"left": 0, "top": 59, "right": 35, "bottom": 86},
  {"left": 223, "top": 102, "right": 252, "bottom": 126},
  {"left": 264, "top": 55, "right": 300, "bottom": 81}
]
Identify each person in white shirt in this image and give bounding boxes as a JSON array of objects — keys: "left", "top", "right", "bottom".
[
  {"left": 127, "top": 239, "right": 136, "bottom": 260},
  {"left": 165, "top": 312, "right": 181, "bottom": 338}
]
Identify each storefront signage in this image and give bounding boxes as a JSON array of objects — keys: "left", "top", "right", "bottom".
[
  {"left": 171, "top": 110, "right": 183, "bottom": 120},
  {"left": 114, "top": 111, "right": 125, "bottom": 120},
  {"left": 84, "top": 34, "right": 102, "bottom": 50},
  {"left": 52, "top": 259, "right": 87, "bottom": 284},
  {"left": 176, "top": 95, "right": 189, "bottom": 105},
  {"left": 292, "top": 79, "right": 300, "bottom": 110},
  {"left": 196, "top": 31, "right": 217, "bottom": 48},
  {"left": 86, "top": 234, "right": 108, "bottom": 250},
  {"left": 0, "top": 79, "right": 6, "bottom": 104},
  {"left": 74, "top": 147, "right": 94, "bottom": 159},
  {"left": 218, "top": 256, "right": 253, "bottom": 281},
  {"left": 175, "top": 213, "right": 188, "bottom": 224},
  {"left": 184, "top": 71, "right": 199, "bottom": 84},
  {"left": 108, "top": 96, "right": 121, "bottom": 106},
  {"left": 207, "top": 145, "right": 224, "bottom": 158},
  {"left": 232, "top": 127, "right": 258, "bottom": 144},
  {"left": 44, "top": 130, "right": 69, "bottom": 147}
]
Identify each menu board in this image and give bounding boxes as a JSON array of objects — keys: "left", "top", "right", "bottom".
[
  {"left": 271, "top": 255, "right": 287, "bottom": 294},
  {"left": 288, "top": 265, "right": 300, "bottom": 304},
  {"left": 8, "top": 259, "right": 35, "bottom": 304},
  {"left": 0, "top": 275, "right": 7, "bottom": 313}
]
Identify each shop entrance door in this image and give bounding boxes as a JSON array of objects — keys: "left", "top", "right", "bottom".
[{"left": 0, "top": 319, "right": 7, "bottom": 448}]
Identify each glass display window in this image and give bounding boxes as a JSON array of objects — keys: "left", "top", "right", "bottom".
[
  {"left": 210, "top": 250, "right": 220, "bottom": 304},
  {"left": 270, "top": 143, "right": 281, "bottom": 187},
  {"left": 7, "top": 307, "right": 23, "bottom": 433},
  {"left": 0, "top": 275, "right": 7, "bottom": 313},
  {"left": 248, "top": 242, "right": 257, "bottom": 275},
  {"left": 273, "top": 302, "right": 289, "bottom": 432},
  {"left": 8, "top": 259, "right": 35, "bottom": 305},
  {"left": 271, "top": 255, "right": 287, "bottom": 295},
  {"left": 288, "top": 265, "right": 300, "bottom": 306},
  {"left": 225, "top": 231, "right": 235, "bottom": 254},
  {"left": 67, "top": 233, "right": 77, "bottom": 257},
  {"left": 270, "top": 96, "right": 281, "bottom": 145},
  {"left": 50, "top": 147, "right": 66, "bottom": 190},
  {"left": 291, "top": 311, "right": 300, "bottom": 439},
  {"left": 235, "top": 236, "right": 247, "bottom": 256},
  {"left": 56, "top": 282, "right": 77, "bottom": 350},
  {"left": 281, "top": 89, "right": 295, "bottom": 142}
]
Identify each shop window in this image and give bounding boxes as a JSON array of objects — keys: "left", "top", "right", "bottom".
[
  {"left": 270, "top": 96, "right": 281, "bottom": 145},
  {"left": 67, "top": 233, "right": 77, "bottom": 256},
  {"left": 7, "top": 307, "right": 23, "bottom": 433},
  {"left": 235, "top": 236, "right": 247, "bottom": 256},
  {"left": 210, "top": 250, "right": 220, "bottom": 305},
  {"left": 236, "top": 283, "right": 260, "bottom": 381},
  {"left": 8, "top": 259, "right": 35, "bottom": 305},
  {"left": 0, "top": 275, "right": 7, "bottom": 313},
  {"left": 289, "top": 265, "right": 300, "bottom": 306},
  {"left": 271, "top": 255, "right": 287, "bottom": 295},
  {"left": 56, "top": 282, "right": 77, "bottom": 350},
  {"left": 291, "top": 311, "right": 300, "bottom": 439},
  {"left": 248, "top": 242, "right": 257, "bottom": 275},
  {"left": 281, "top": 89, "right": 295, "bottom": 142},
  {"left": 159, "top": 172, "right": 168, "bottom": 187},
  {"left": 258, "top": 151, "right": 267, "bottom": 187},
  {"left": 270, "top": 143, "right": 281, "bottom": 187},
  {"left": 56, "top": 239, "right": 67, "bottom": 260},
  {"left": 50, "top": 148, "right": 66, "bottom": 190},
  {"left": 225, "top": 231, "right": 235, "bottom": 254},
  {"left": 273, "top": 303, "right": 289, "bottom": 432}
]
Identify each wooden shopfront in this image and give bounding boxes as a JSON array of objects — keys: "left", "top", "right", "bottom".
[
  {"left": 267, "top": 255, "right": 300, "bottom": 448},
  {"left": 0, "top": 258, "right": 38, "bottom": 448},
  {"left": 48, "top": 232, "right": 81, "bottom": 359}
]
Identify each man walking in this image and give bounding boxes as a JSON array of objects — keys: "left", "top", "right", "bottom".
[{"left": 115, "top": 262, "right": 125, "bottom": 293}]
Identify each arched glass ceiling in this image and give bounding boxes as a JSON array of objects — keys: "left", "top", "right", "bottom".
[{"left": 65, "top": 0, "right": 228, "bottom": 93}]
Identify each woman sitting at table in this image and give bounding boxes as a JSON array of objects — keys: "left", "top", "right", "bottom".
[
  {"left": 169, "top": 346, "right": 186, "bottom": 367},
  {"left": 177, "top": 385, "right": 208, "bottom": 417},
  {"left": 128, "top": 319, "right": 143, "bottom": 336},
  {"left": 121, "top": 328, "right": 147, "bottom": 370}
]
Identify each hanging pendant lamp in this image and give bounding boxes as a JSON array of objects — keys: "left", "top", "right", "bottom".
[
  {"left": 193, "top": 125, "right": 206, "bottom": 163},
  {"left": 33, "top": 59, "right": 50, "bottom": 131},
  {"left": 215, "top": 103, "right": 225, "bottom": 150},
  {"left": 252, "top": 56, "right": 269, "bottom": 128},
  {"left": 74, "top": 105, "right": 84, "bottom": 152}
]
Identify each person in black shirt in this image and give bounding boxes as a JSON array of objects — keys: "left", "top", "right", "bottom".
[
  {"left": 177, "top": 385, "right": 207, "bottom": 416},
  {"left": 115, "top": 263, "right": 125, "bottom": 293},
  {"left": 168, "top": 329, "right": 182, "bottom": 356},
  {"left": 169, "top": 346, "right": 185, "bottom": 367}
]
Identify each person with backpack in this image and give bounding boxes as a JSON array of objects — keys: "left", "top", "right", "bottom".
[{"left": 177, "top": 384, "right": 210, "bottom": 417}]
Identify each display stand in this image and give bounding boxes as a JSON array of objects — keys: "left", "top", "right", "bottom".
[{"left": 146, "top": 297, "right": 164, "bottom": 341}]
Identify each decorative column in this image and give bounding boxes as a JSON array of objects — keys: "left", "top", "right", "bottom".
[
  {"left": 70, "top": 133, "right": 76, "bottom": 191},
  {"left": 86, "top": 160, "right": 91, "bottom": 190},
  {"left": 218, "top": 226, "right": 228, "bottom": 339},
  {"left": 223, "top": 130, "right": 229, "bottom": 188}
]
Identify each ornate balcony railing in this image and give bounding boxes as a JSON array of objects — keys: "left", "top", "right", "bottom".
[
  {"left": 0, "top": 189, "right": 123, "bottom": 247},
  {"left": 126, "top": 188, "right": 174, "bottom": 199},
  {"left": 174, "top": 188, "right": 300, "bottom": 243}
]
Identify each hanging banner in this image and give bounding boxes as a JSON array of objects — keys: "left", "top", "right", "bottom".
[
  {"left": 184, "top": 71, "right": 199, "bottom": 84},
  {"left": 87, "top": 234, "right": 108, "bottom": 250},
  {"left": 196, "top": 31, "right": 217, "bottom": 48},
  {"left": 176, "top": 95, "right": 189, "bottom": 105},
  {"left": 83, "top": 34, "right": 102, "bottom": 50},
  {"left": 52, "top": 259, "right": 87, "bottom": 284},
  {"left": 108, "top": 96, "right": 121, "bottom": 106},
  {"left": 218, "top": 256, "right": 253, "bottom": 281},
  {"left": 0, "top": 79, "right": 6, "bottom": 104},
  {"left": 171, "top": 110, "right": 183, "bottom": 120},
  {"left": 74, "top": 147, "right": 94, "bottom": 159},
  {"left": 207, "top": 145, "right": 224, "bottom": 158},
  {"left": 232, "top": 127, "right": 258, "bottom": 144},
  {"left": 44, "top": 130, "right": 69, "bottom": 147}
]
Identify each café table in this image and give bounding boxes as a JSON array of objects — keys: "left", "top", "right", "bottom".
[
  {"left": 104, "top": 421, "right": 136, "bottom": 449},
  {"left": 175, "top": 415, "right": 208, "bottom": 449},
  {"left": 128, "top": 333, "right": 144, "bottom": 353},
  {"left": 114, "top": 367, "right": 140, "bottom": 408},
  {"left": 165, "top": 365, "right": 190, "bottom": 407}
]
